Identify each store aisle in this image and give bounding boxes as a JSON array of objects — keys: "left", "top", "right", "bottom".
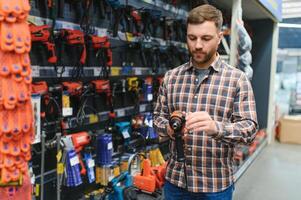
[{"left": 233, "top": 142, "right": 301, "bottom": 200}]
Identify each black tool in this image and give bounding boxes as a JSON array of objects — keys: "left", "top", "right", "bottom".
[{"left": 169, "top": 111, "right": 185, "bottom": 162}]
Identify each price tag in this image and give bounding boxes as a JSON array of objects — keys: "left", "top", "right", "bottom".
[
  {"left": 63, "top": 107, "right": 73, "bottom": 116},
  {"left": 88, "top": 159, "right": 95, "bottom": 168},
  {"left": 125, "top": 32, "right": 134, "bottom": 42},
  {"left": 57, "top": 163, "right": 64, "bottom": 174},
  {"left": 89, "top": 114, "right": 99, "bottom": 124},
  {"left": 31, "top": 66, "right": 40, "bottom": 77},
  {"left": 56, "top": 150, "right": 62, "bottom": 162},
  {"left": 135, "top": 68, "right": 142, "bottom": 75},
  {"left": 117, "top": 109, "right": 125, "bottom": 117},
  {"left": 122, "top": 130, "right": 130, "bottom": 139},
  {"left": 108, "top": 142, "right": 113, "bottom": 150},
  {"left": 94, "top": 68, "right": 101, "bottom": 76},
  {"left": 62, "top": 93, "right": 70, "bottom": 108},
  {"left": 111, "top": 67, "right": 120, "bottom": 76},
  {"left": 147, "top": 94, "right": 153, "bottom": 101},
  {"left": 31, "top": 174, "right": 35, "bottom": 184},
  {"left": 70, "top": 155, "right": 80, "bottom": 166},
  {"left": 35, "top": 184, "right": 40, "bottom": 197},
  {"left": 140, "top": 104, "right": 146, "bottom": 112}
]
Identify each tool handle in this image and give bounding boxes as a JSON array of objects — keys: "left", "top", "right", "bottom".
[
  {"left": 46, "top": 42, "right": 58, "bottom": 64},
  {"left": 175, "top": 132, "right": 185, "bottom": 162}
]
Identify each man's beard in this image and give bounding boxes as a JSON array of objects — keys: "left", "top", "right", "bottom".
[{"left": 189, "top": 48, "right": 216, "bottom": 66}]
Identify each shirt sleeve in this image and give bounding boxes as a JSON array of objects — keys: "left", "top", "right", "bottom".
[
  {"left": 213, "top": 73, "right": 258, "bottom": 145},
  {"left": 153, "top": 72, "right": 170, "bottom": 138}
]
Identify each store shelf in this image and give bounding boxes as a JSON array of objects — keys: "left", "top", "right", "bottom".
[{"left": 234, "top": 139, "right": 268, "bottom": 182}]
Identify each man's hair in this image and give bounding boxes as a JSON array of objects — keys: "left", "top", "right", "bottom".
[{"left": 187, "top": 4, "right": 223, "bottom": 31}]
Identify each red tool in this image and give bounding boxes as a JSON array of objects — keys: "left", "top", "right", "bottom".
[
  {"left": 70, "top": 132, "right": 91, "bottom": 175},
  {"left": 31, "top": 81, "right": 48, "bottom": 95},
  {"left": 89, "top": 35, "right": 112, "bottom": 77},
  {"left": 60, "top": 29, "right": 86, "bottom": 65},
  {"left": 91, "top": 80, "right": 112, "bottom": 106},
  {"left": 62, "top": 81, "right": 83, "bottom": 96},
  {"left": 29, "top": 24, "right": 57, "bottom": 64}
]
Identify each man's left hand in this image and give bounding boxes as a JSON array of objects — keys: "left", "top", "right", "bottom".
[{"left": 185, "top": 111, "right": 218, "bottom": 135}]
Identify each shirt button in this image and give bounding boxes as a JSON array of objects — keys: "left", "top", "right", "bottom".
[
  {"left": 195, "top": 78, "right": 199, "bottom": 82},
  {"left": 187, "top": 147, "right": 192, "bottom": 152},
  {"left": 194, "top": 95, "right": 197, "bottom": 99}
]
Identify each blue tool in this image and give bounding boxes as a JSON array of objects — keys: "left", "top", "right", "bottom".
[
  {"left": 96, "top": 134, "right": 113, "bottom": 165},
  {"left": 107, "top": 171, "right": 133, "bottom": 200}
]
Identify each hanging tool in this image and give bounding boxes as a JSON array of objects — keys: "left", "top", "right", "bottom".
[
  {"left": 89, "top": 35, "right": 112, "bottom": 78},
  {"left": 29, "top": 24, "right": 57, "bottom": 64},
  {"left": 60, "top": 29, "right": 86, "bottom": 65},
  {"left": 70, "top": 131, "right": 91, "bottom": 175}
]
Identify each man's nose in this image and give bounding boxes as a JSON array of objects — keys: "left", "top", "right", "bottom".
[{"left": 195, "top": 38, "right": 203, "bottom": 49}]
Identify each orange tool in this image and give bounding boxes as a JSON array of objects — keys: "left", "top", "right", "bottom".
[
  {"left": 133, "top": 159, "right": 156, "bottom": 193},
  {"left": 151, "top": 162, "right": 166, "bottom": 189}
]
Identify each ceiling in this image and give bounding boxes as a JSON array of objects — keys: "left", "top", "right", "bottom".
[
  {"left": 209, "top": 0, "right": 276, "bottom": 20},
  {"left": 282, "top": 0, "right": 301, "bottom": 19}
]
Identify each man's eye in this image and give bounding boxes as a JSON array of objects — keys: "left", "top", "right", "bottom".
[
  {"left": 189, "top": 37, "right": 196, "bottom": 41},
  {"left": 203, "top": 37, "right": 212, "bottom": 41}
]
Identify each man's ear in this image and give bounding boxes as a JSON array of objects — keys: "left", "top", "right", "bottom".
[{"left": 218, "top": 31, "right": 223, "bottom": 44}]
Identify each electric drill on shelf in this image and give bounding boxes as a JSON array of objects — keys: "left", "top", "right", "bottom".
[
  {"left": 29, "top": 24, "right": 57, "bottom": 64},
  {"left": 70, "top": 132, "right": 91, "bottom": 175},
  {"left": 169, "top": 111, "right": 186, "bottom": 162}
]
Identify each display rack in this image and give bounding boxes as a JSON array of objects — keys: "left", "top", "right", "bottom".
[{"left": 234, "top": 139, "right": 268, "bottom": 182}]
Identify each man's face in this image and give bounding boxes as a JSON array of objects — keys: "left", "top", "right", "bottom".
[{"left": 187, "top": 21, "right": 222, "bottom": 67}]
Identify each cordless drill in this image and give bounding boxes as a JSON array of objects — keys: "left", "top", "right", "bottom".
[{"left": 169, "top": 111, "right": 186, "bottom": 162}]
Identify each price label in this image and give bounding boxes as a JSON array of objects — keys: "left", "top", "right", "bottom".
[
  {"left": 57, "top": 163, "right": 64, "bottom": 174},
  {"left": 111, "top": 67, "right": 120, "bottom": 76},
  {"left": 31, "top": 66, "right": 40, "bottom": 77},
  {"left": 117, "top": 109, "right": 125, "bottom": 117},
  {"left": 140, "top": 104, "right": 146, "bottom": 112},
  {"left": 122, "top": 130, "right": 130, "bottom": 139},
  {"left": 70, "top": 155, "right": 80, "bottom": 166},
  {"left": 62, "top": 94, "right": 70, "bottom": 108},
  {"left": 89, "top": 114, "right": 99, "bottom": 124},
  {"left": 35, "top": 184, "right": 40, "bottom": 197},
  {"left": 108, "top": 142, "right": 113, "bottom": 150},
  {"left": 125, "top": 32, "right": 134, "bottom": 42},
  {"left": 63, "top": 107, "right": 73, "bottom": 117},
  {"left": 56, "top": 150, "right": 62, "bottom": 162},
  {"left": 147, "top": 94, "right": 153, "bottom": 101},
  {"left": 88, "top": 159, "right": 95, "bottom": 168},
  {"left": 94, "top": 68, "right": 101, "bottom": 76},
  {"left": 135, "top": 68, "right": 142, "bottom": 75},
  {"left": 31, "top": 174, "right": 35, "bottom": 184}
]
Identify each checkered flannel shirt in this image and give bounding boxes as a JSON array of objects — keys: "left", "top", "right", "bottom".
[{"left": 154, "top": 55, "right": 258, "bottom": 193}]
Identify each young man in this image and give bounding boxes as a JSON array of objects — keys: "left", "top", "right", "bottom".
[{"left": 153, "top": 4, "right": 258, "bottom": 200}]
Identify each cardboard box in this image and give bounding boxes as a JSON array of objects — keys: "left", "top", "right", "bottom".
[{"left": 279, "top": 115, "right": 301, "bottom": 144}]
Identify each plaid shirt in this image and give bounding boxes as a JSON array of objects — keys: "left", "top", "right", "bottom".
[{"left": 154, "top": 55, "right": 258, "bottom": 193}]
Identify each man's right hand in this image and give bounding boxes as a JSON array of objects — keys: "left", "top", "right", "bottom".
[{"left": 167, "top": 124, "right": 175, "bottom": 140}]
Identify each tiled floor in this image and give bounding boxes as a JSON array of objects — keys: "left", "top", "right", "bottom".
[{"left": 233, "top": 142, "right": 301, "bottom": 200}]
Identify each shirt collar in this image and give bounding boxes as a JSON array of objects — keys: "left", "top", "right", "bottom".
[{"left": 184, "top": 53, "right": 222, "bottom": 72}]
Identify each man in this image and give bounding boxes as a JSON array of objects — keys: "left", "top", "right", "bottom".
[{"left": 153, "top": 4, "right": 258, "bottom": 200}]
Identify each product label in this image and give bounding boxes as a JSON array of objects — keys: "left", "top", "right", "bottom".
[{"left": 70, "top": 155, "right": 80, "bottom": 166}]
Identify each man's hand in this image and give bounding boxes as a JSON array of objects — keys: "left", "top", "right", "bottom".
[
  {"left": 167, "top": 124, "right": 175, "bottom": 140},
  {"left": 185, "top": 111, "right": 218, "bottom": 135}
]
